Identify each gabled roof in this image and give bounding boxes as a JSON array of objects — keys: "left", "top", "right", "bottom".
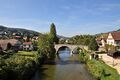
[{"left": 110, "top": 32, "right": 120, "bottom": 40}]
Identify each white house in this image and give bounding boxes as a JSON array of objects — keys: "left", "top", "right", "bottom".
[
  {"left": 107, "top": 32, "right": 120, "bottom": 49},
  {"left": 23, "top": 42, "right": 33, "bottom": 51}
]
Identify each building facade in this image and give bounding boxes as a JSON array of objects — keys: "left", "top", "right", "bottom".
[{"left": 107, "top": 32, "right": 120, "bottom": 47}]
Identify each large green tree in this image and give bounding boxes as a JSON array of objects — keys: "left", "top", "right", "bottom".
[
  {"left": 38, "top": 33, "right": 55, "bottom": 60},
  {"left": 88, "top": 37, "right": 99, "bottom": 51},
  {"left": 49, "top": 23, "right": 59, "bottom": 44}
]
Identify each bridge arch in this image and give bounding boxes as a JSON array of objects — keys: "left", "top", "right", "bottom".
[
  {"left": 55, "top": 44, "right": 88, "bottom": 55},
  {"left": 56, "top": 46, "right": 71, "bottom": 55}
]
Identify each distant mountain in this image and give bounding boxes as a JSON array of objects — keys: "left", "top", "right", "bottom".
[
  {"left": 57, "top": 35, "right": 70, "bottom": 39},
  {"left": 0, "top": 25, "right": 39, "bottom": 36}
]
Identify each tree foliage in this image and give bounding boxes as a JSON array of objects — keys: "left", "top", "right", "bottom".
[
  {"left": 38, "top": 33, "right": 55, "bottom": 60},
  {"left": 88, "top": 37, "right": 99, "bottom": 51},
  {"left": 104, "top": 44, "right": 117, "bottom": 53},
  {"left": 49, "top": 23, "right": 59, "bottom": 44},
  {"left": 68, "top": 35, "right": 93, "bottom": 45}
]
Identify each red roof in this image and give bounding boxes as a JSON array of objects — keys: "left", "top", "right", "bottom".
[
  {"left": 23, "top": 42, "right": 32, "bottom": 45},
  {"left": 15, "top": 36, "right": 21, "bottom": 38},
  {"left": 110, "top": 32, "right": 120, "bottom": 40}
]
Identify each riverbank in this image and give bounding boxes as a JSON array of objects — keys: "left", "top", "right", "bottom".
[
  {"left": 99, "top": 54, "right": 120, "bottom": 74},
  {"left": 79, "top": 50, "right": 120, "bottom": 80},
  {"left": 87, "top": 59, "right": 120, "bottom": 80}
]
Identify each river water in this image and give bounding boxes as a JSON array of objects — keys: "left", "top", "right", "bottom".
[{"left": 31, "top": 49, "right": 96, "bottom": 80}]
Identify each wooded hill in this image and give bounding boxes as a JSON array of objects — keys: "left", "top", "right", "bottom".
[{"left": 0, "top": 25, "right": 39, "bottom": 36}]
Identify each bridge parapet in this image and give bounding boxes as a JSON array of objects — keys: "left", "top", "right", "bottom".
[{"left": 55, "top": 44, "right": 88, "bottom": 55}]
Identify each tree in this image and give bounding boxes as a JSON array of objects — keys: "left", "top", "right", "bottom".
[
  {"left": 84, "top": 39, "right": 90, "bottom": 45},
  {"left": 59, "top": 39, "right": 66, "bottom": 44},
  {"left": 104, "top": 44, "right": 117, "bottom": 52},
  {"left": 38, "top": 33, "right": 55, "bottom": 60},
  {"left": 88, "top": 37, "right": 99, "bottom": 51},
  {"left": 68, "top": 35, "right": 93, "bottom": 45},
  {"left": 49, "top": 23, "right": 59, "bottom": 44},
  {"left": 26, "top": 34, "right": 30, "bottom": 42}
]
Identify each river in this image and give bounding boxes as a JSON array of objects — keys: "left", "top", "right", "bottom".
[{"left": 31, "top": 48, "right": 96, "bottom": 80}]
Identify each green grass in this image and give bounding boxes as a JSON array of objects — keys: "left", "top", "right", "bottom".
[
  {"left": 5, "top": 51, "right": 37, "bottom": 65},
  {"left": 15, "top": 51, "right": 38, "bottom": 61},
  {"left": 80, "top": 50, "right": 120, "bottom": 80},
  {"left": 87, "top": 59, "right": 120, "bottom": 80},
  {"left": 16, "top": 51, "right": 37, "bottom": 57}
]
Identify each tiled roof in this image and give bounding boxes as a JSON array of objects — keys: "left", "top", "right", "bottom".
[
  {"left": 110, "top": 32, "right": 120, "bottom": 40},
  {"left": 15, "top": 36, "right": 21, "bottom": 38},
  {"left": 23, "top": 42, "right": 32, "bottom": 45}
]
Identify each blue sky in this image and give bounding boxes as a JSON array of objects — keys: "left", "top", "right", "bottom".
[{"left": 0, "top": 0, "right": 120, "bottom": 36}]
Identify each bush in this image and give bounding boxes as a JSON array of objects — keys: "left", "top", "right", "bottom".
[
  {"left": 0, "top": 53, "right": 37, "bottom": 80},
  {"left": 79, "top": 49, "right": 89, "bottom": 63}
]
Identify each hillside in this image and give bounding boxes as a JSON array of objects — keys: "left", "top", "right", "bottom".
[
  {"left": 57, "top": 35, "right": 70, "bottom": 39},
  {"left": 96, "top": 28, "right": 120, "bottom": 39},
  {"left": 0, "top": 25, "right": 39, "bottom": 36}
]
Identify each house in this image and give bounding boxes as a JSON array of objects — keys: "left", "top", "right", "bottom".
[
  {"left": 101, "top": 38, "right": 107, "bottom": 47},
  {"left": 96, "top": 37, "right": 107, "bottom": 51},
  {"left": 0, "top": 39, "right": 21, "bottom": 51},
  {"left": 23, "top": 42, "right": 33, "bottom": 51},
  {"left": 23, "top": 36, "right": 32, "bottom": 42},
  {"left": 96, "top": 37, "right": 107, "bottom": 47},
  {"left": 96, "top": 33, "right": 109, "bottom": 51},
  {"left": 96, "top": 38, "right": 102, "bottom": 47},
  {"left": 14, "top": 36, "right": 22, "bottom": 39},
  {"left": 107, "top": 32, "right": 120, "bottom": 50},
  {"left": 32, "top": 36, "right": 39, "bottom": 41}
]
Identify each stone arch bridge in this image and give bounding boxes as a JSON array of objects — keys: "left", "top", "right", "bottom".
[{"left": 55, "top": 44, "right": 88, "bottom": 55}]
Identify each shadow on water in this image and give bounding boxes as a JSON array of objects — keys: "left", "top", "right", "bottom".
[
  {"left": 31, "top": 66, "right": 48, "bottom": 80},
  {"left": 31, "top": 60, "right": 57, "bottom": 80},
  {"left": 32, "top": 64, "right": 56, "bottom": 80},
  {"left": 31, "top": 48, "right": 97, "bottom": 80}
]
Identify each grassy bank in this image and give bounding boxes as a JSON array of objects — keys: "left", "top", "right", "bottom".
[
  {"left": 87, "top": 59, "right": 120, "bottom": 80},
  {"left": 79, "top": 50, "right": 120, "bottom": 80}
]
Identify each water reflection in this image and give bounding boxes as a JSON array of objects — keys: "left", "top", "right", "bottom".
[
  {"left": 31, "top": 48, "right": 96, "bottom": 80},
  {"left": 57, "top": 50, "right": 70, "bottom": 60}
]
